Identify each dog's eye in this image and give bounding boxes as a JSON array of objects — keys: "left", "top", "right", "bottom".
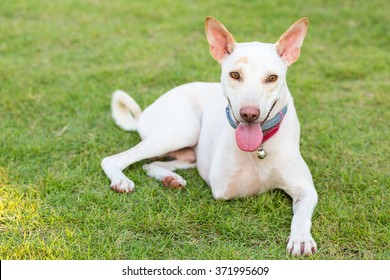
[
  {"left": 229, "top": 71, "right": 241, "bottom": 80},
  {"left": 266, "top": 74, "right": 278, "bottom": 83}
]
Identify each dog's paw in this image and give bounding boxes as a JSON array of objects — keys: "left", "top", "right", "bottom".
[
  {"left": 162, "top": 175, "right": 186, "bottom": 189},
  {"left": 287, "top": 233, "right": 317, "bottom": 256},
  {"left": 110, "top": 179, "right": 135, "bottom": 193}
]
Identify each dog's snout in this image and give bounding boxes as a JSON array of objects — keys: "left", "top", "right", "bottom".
[{"left": 240, "top": 106, "right": 260, "bottom": 123}]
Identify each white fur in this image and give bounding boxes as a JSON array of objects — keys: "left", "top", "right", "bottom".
[
  {"left": 101, "top": 18, "right": 318, "bottom": 256},
  {"left": 111, "top": 90, "right": 142, "bottom": 131}
]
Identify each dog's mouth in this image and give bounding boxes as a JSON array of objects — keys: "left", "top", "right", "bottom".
[
  {"left": 235, "top": 122, "right": 263, "bottom": 152},
  {"left": 226, "top": 99, "right": 279, "bottom": 152}
]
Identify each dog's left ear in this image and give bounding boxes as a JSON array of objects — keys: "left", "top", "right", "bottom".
[
  {"left": 275, "top": 18, "right": 308, "bottom": 67},
  {"left": 205, "top": 17, "right": 236, "bottom": 63}
]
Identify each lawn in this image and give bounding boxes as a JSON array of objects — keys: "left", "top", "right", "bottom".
[{"left": 0, "top": 0, "right": 389, "bottom": 259}]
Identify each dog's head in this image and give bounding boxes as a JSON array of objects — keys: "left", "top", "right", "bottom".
[{"left": 205, "top": 17, "right": 308, "bottom": 151}]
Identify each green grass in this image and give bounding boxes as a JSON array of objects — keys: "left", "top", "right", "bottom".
[{"left": 0, "top": 0, "right": 389, "bottom": 259}]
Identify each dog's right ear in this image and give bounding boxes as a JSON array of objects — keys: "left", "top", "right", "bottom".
[{"left": 205, "top": 17, "right": 236, "bottom": 63}]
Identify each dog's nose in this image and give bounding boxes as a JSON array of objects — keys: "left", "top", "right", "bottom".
[{"left": 240, "top": 106, "right": 260, "bottom": 123}]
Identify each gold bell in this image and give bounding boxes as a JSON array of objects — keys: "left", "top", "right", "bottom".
[{"left": 256, "top": 148, "right": 267, "bottom": 159}]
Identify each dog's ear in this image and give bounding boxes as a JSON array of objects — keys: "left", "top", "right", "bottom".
[
  {"left": 205, "top": 17, "right": 236, "bottom": 63},
  {"left": 275, "top": 18, "right": 308, "bottom": 67}
]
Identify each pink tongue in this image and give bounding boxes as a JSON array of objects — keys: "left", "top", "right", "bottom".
[{"left": 235, "top": 123, "right": 263, "bottom": 152}]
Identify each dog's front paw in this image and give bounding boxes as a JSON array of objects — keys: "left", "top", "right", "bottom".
[
  {"left": 110, "top": 179, "right": 135, "bottom": 193},
  {"left": 287, "top": 233, "right": 317, "bottom": 256}
]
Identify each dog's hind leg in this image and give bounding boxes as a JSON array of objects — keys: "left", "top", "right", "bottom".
[
  {"left": 102, "top": 138, "right": 192, "bottom": 193},
  {"left": 143, "top": 159, "right": 196, "bottom": 188},
  {"left": 143, "top": 147, "right": 196, "bottom": 188},
  {"left": 102, "top": 125, "right": 199, "bottom": 193}
]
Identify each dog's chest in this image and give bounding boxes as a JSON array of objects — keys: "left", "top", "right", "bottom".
[
  {"left": 226, "top": 168, "right": 267, "bottom": 198},
  {"left": 209, "top": 152, "right": 274, "bottom": 200}
]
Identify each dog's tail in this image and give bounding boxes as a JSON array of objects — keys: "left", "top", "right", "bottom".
[{"left": 111, "top": 90, "right": 142, "bottom": 131}]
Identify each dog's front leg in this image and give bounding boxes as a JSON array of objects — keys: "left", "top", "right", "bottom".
[
  {"left": 288, "top": 185, "right": 318, "bottom": 256},
  {"left": 279, "top": 158, "right": 318, "bottom": 256}
]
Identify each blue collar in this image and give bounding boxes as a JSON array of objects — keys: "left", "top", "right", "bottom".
[{"left": 225, "top": 104, "right": 288, "bottom": 131}]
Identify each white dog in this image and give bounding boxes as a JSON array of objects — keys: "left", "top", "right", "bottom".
[{"left": 101, "top": 17, "right": 318, "bottom": 256}]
